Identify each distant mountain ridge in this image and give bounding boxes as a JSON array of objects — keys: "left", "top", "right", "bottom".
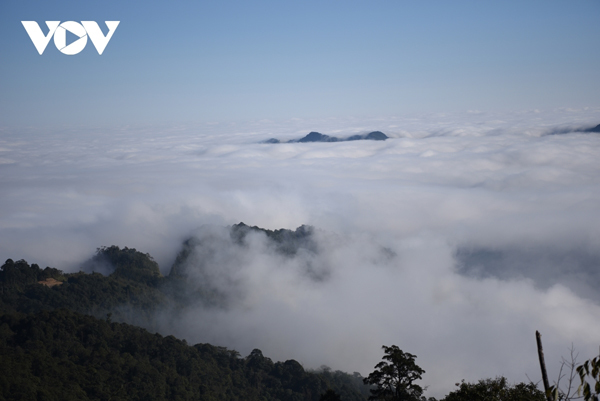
[
  {"left": 264, "top": 131, "right": 388, "bottom": 143},
  {"left": 544, "top": 123, "right": 600, "bottom": 136},
  {"left": 583, "top": 123, "right": 600, "bottom": 133}
]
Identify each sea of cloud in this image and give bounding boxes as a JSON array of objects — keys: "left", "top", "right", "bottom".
[{"left": 1, "top": 107, "right": 600, "bottom": 397}]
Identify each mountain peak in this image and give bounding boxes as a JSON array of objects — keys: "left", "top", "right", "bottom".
[
  {"left": 584, "top": 124, "right": 600, "bottom": 133},
  {"left": 274, "top": 131, "right": 389, "bottom": 143},
  {"left": 365, "top": 131, "right": 388, "bottom": 140},
  {"left": 298, "top": 132, "right": 338, "bottom": 142}
]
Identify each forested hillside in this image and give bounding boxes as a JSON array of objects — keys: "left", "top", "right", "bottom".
[
  {"left": 0, "top": 224, "right": 372, "bottom": 401},
  {"left": 0, "top": 223, "right": 562, "bottom": 401},
  {"left": 0, "top": 310, "right": 368, "bottom": 401}
]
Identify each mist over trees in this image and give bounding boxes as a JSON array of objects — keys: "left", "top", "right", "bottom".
[
  {"left": 1, "top": 223, "right": 598, "bottom": 400},
  {"left": 0, "top": 255, "right": 371, "bottom": 399}
]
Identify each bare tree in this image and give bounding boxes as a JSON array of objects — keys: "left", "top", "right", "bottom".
[
  {"left": 548, "top": 345, "right": 584, "bottom": 401},
  {"left": 546, "top": 346, "right": 600, "bottom": 401}
]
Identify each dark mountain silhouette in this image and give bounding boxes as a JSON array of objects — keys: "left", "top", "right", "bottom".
[
  {"left": 584, "top": 123, "right": 600, "bottom": 133},
  {"left": 264, "top": 131, "right": 389, "bottom": 143},
  {"left": 348, "top": 131, "right": 388, "bottom": 141},
  {"left": 298, "top": 132, "right": 339, "bottom": 142},
  {"left": 365, "top": 131, "right": 388, "bottom": 140}
]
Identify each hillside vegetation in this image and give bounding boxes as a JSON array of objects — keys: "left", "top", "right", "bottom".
[
  {"left": 0, "top": 225, "right": 371, "bottom": 401},
  {"left": 1, "top": 223, "right": 566, "bottom": 400}
]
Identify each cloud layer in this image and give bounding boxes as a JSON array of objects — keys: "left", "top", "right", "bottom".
[{"left": 1, "top": 108, "right": 600, "bottom": 397}]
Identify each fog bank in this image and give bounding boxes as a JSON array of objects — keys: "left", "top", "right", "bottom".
[{"left": 2, "top": 108, "right": 600, "bottom": 397}]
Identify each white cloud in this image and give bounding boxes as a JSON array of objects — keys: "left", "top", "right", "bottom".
[{"left": 1, "top": 108, "right": 600, "bottom": 397}]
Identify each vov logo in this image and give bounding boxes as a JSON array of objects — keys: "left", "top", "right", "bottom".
[{"left": 22, "top": 21, "right": 120, "bottom": 55}]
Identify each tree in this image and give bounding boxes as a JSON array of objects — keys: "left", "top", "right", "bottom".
[
  {"left": 363, "top": 345, "right": 425, "bottom": 401},
  {"left": 576, "top": 354, "right": 600, "bottom": 401},
  {"left": 441, "top": 377, "right": 545, "bottom": 401},
  {"left": 546, "top": 346, "right": 600, "bottom": 401},
  {"left": 320, "top": 389, "right": 343, "bottom": 401}
]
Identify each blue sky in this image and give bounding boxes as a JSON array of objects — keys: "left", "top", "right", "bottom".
[{"left": 1, "top": 0, "right": 599, "bottom": 127}]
